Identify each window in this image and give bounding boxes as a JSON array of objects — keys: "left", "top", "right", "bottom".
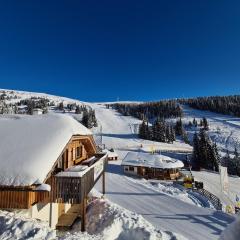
[
  {"left": 58, "top": 155, "right": 64, "bottom": 169},
  {"left": 76, "top": 146, "right": 82, "bottom": 158},
  {"left": 129, "top": 166, "right": 134, "bottom": 172}
]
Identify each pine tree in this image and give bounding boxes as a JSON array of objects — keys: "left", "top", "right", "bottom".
[
  {"left": 192, "top": 132, "right": 201, "bottom": 169},
  {"left": 58, "top": 102, "right": 64, "bottom": 111},
  {"left": 188, "top": 121, "right": 193, "bottom": 128},
  {"left": 182, "top": 130, "right": 190, "bottom": 144},
  {"left": 175, "top": 118, "right": 184, "bottom": 136},
  {"left": 159, "top": 120, "right": 166, "bottom": 142},
  {"left": 234, "top": 147, "right": 239, "bottom": 159},
  {"left": 193, "top": 118, "right": 197, "bottom": 127},
  {"left": 166, "top": 125, "right": 171, "bottom": 143},
  {"left": 202, "top": 117, "right": 209, "bottom": 130},
  {"left": 27, "top": 100, "right": 34, "bottom": 115},
  {"left": 75, "top": 105, "right": 81, "bottom": 114},
  {"left": 82, "top": 109, "right": 91, "bottom": 128},
  {"left": 211, "top": 143, "right": 220, "bottom": 171},
  {"left": 139, "top": 120, "right": 148, "bottom": 139},
  {"left": 198, "top": 129, "right": 209, "bottom": 168},
  {"left": 170, "top": 125, "right": 176, "bottom": 143}
]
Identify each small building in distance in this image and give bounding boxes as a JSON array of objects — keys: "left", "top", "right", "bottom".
[
  {"left": 32, "top": 108, "right": 44, "bottom": 115},
  {"left": 103, "top": 149, "right": 119, "bottom": 161},
  {"left": 122, "top": 152, "right": 184, "bottom": 180}
]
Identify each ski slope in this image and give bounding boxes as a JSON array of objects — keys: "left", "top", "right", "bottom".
[
  {"left": 182, "top": 105, "right": 240, "bottom": 155},
  {"left": 92, "top": 104, "right": 235, "bottom": 240},
  {"left": 91, "top": 103, "right": 192, "bottom": 153}
]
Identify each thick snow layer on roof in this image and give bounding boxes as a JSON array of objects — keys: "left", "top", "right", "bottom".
[
  {"left": 122, "top": 152, "right": 184, "bottom": 169},
  {"left": 102, "top": 149, "right": 118, "bottom": 158},
  {"left": 0, "top": 113, "right": 92, "bottom": 186}
]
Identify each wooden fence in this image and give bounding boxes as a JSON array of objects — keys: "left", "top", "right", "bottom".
[{"left": 193, "top": 188, "right": 222, "bottom": 210}]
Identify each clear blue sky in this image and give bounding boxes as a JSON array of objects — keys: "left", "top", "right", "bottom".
[{"left": 0, "top": 1, "right": 239, "bottom": 102}]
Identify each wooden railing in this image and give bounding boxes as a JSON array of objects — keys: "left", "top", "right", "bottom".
[
  {"left": 193, "top": 188, "right": 222, "bottom": 210},
  {"left": 50, "top": 167, "right": 94, "bottom": 204}
]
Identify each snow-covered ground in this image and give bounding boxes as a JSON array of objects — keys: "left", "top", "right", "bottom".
[
  {"left": 95, "top": 159, "right": 235, "bottom": 240},
  {"left": 0, "top": 193, "right": 186, "bottom": 240},
  {"left": 0, "top": 210, "right": 55, "bottom": 240},
  {"left": 192, "top": 170, "right": 240, "bottom": 208},
  {"left": 61, "top": 192, "right": 186, "bottom": 240},
  {"left": 88, "top": 103, "right": 235, "bottom": 240},
  {"left": 90, "top": 103, "right": 192, "bottom": 153},
  {"left": 181, "top": 105, "right": 240, "bottom": 155},
  {"left": 132, "top": 178, "right": 214, "bottom": 209},
  {"left": 0, "top": 90, "right": 239, "bottom": 239}
]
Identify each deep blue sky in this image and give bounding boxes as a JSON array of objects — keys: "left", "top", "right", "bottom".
[{"left": 0, "top": 1, "right": 239, "bottom": 102}]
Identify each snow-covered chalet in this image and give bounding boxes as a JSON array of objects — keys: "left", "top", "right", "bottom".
[{"left": 0, "top": 114, "right": 107, "bottom": 231}]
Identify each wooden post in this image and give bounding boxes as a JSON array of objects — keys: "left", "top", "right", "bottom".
[
  {"left": 81, "top": 196, "right": 87, "bottom": 232},
  {"left": 102, "top": 171, "right": 105, "bottom": 195}
]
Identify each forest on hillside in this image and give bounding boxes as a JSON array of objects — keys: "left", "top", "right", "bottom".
[
  {"left": 108, "top": 100, "right": 183, "bottom": 120},
  {"left": 180, "top": 95, "right": 240, "bottom": 117}
]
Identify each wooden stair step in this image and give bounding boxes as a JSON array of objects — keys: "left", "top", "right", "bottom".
[{"left": 56, "top": 213, "right": 79, "bottom": 230}]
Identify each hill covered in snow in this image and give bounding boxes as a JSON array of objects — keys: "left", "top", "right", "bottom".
[{"left": 0, "top": 89, "right": 239, "bottom": 240}]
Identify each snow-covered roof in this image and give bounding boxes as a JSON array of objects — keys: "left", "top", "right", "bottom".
[
  {"left": 102, "top": 149, "right": 118, "bottom": 158},
  {"left": 122, "top": 152, "right": 184, "bottom": 169},
  {"left": 0, "top": 113, "right": 92, "bottom": 186}
]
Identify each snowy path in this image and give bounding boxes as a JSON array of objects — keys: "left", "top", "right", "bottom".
[
  {"left": 95, "top": 161, "right": 234, "bottom": 240},
  {"left": 91, "top": 104, "right": 235, "bottom": 240}
]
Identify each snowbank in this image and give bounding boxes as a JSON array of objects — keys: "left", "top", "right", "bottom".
[
  {"left": 0, "top": 210, "right": 55, "bottom": 240},
  {"left": 125, "top": 176, "right": 213, "bottom": 209},
  {"left": 61, "top": 197, "right": 186, "bottom": 240},
  {"left": 220, "top": 215, "right": 240, "bottom": 240},
  {"left": 0, "top": 113, "right": 92, "bottom": 186}
]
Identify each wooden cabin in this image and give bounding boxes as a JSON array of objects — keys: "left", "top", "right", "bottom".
[
  {"left": 122, "top": 152, "right": 184, "bottom": 180},
  {"left": 0, "top": 114, "right": 107, "bottom": 231}
]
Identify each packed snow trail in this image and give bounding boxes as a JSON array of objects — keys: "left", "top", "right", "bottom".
[
  {"left": 92, "top": 104, "right": 235, "bottom": 240},
  {"left": 95, "top": 161, "right": 234, "bottom": 240}
]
